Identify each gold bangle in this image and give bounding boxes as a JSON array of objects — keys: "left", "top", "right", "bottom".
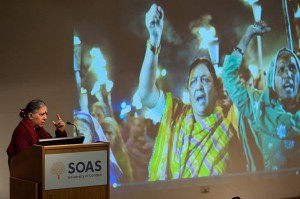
[{"left": 147, "top": 39, "right": 161, "bottom": 55}]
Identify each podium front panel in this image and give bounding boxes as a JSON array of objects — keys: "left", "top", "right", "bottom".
[
  {"left": 42, "top": 143, "right": 110, "bottom": 199},
  {"left": 10, "top": 142, "right": 110, "bottom": 199},
  {"left": 44, "top": 150, "right": 107, "bottom": 190}
]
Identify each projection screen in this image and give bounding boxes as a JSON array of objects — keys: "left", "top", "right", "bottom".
[{"left": 71, "top": 0, "right": 300, "bottom": 194}]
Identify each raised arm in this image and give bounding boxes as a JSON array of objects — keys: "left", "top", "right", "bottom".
[
  {"left": 231, "top": 21, "right": 271, "bottom": 57},
  {"left": 139, "top": 4, "right": 164, "bottom": 108},
  {"left": 222, "top": 21, "right": 271, "bottom": 117}
]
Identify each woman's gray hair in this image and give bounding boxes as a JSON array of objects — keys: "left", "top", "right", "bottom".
[{"left": 20, "top": 99, "right": 46, "bottom": 118}]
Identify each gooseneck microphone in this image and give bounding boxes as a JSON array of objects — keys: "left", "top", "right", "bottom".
[{"left": 66, "top": 121, "right": 79, "bottom": 137}]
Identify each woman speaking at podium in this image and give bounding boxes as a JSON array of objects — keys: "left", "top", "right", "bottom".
[{"left": 7, "top": 99, "right": 67, "bottom": 160}]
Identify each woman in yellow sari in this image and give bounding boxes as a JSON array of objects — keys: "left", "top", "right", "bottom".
[{"left": 138, "top": 4, "right": 245, "bottom": 181}]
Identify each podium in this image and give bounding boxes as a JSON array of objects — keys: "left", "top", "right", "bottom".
[{"left": 9, "top": 142, "right": 110, "bottom": 199}]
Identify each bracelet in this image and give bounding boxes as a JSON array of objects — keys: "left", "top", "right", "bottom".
[
  {"left": 234, "top": 47, "right": 244, "bottom": 56},
  {"left": 147, "top": 39, "right": 161, "bottom": 55}
]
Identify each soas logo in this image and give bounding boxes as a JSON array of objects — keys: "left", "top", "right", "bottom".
[
  {"left": 68, "top": 160, "right": 102, "bottom": 174},
  {"left": 51, "top": 162, "right": 66, "bottom": 180}
]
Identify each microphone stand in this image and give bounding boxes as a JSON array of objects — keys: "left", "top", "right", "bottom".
[{"left": 66, "top": 121, "right": 79, "bottom": 137}]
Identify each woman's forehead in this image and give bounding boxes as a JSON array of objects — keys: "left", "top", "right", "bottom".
[
  {"left": 277, "top": 53, "right": 296, "bottom": 64},
  {"left": 276, "top": 55, "right": 298, "bottom": 70},
  {"left": 190, "top": 64, "right": 211, "bottom": 77},
  {"left": 37, "top": 106, "right": 47, "bottom": 112}
]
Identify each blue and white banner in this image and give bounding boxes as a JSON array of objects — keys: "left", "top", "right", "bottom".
[{"left": 44, "top": 150, "right": 107, "bottom": 190}]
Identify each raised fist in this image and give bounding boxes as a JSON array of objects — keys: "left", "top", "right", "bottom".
[{"left": 145, "top": 4, "right": 164, "bottom": 47}]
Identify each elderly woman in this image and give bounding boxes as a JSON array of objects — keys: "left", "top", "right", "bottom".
[
  {"left": 7, "top": 99, "right": 67, "bottom": 159},
  {"left": 222, "top": 21, "right": 300, "bottom": 171},
  {"left": 73, "top": 110, "right": 123, "bottom": 184},
  {"left": 139, "top": 4, "right": 244, "bottom": 181},
  {"left": 100, "top": 117, "right": 133, "bottom": 183}
]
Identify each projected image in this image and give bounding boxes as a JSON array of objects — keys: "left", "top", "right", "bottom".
[{"left": 72, "top": 0, "right": 300, "bottom": 186}]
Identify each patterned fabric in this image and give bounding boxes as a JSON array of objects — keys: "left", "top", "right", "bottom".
[
  {"left": 148, "top": 93, "right": 234, "bottom": 181},
  {"left": 222, "top": 53, "right": 300, "bottom": 171}
]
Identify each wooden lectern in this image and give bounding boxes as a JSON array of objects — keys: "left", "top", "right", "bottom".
[{"left": 9, "top": 142, "right": 110, "bottom": 199}]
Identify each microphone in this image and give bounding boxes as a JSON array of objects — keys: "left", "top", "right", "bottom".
[{"left": 66, "top": 121, "right": 79, "bottom": 137}]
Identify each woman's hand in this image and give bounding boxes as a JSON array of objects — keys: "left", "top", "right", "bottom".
[
  {"left": 145, "top": 4, "right": 164, "bottom": 47},
  {"left": 245, "top": 20, "right": 271, "bottom": 38},
  {"left": 52, "top": 114, "right": 66, "bottom": 132},
  {"left": 233, "top": 20, "right": 271, "bottom": 56}
]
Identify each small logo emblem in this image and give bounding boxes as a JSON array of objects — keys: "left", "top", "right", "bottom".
[{"left": 51, "top": 162, "right": 65, "bottom": 180}]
